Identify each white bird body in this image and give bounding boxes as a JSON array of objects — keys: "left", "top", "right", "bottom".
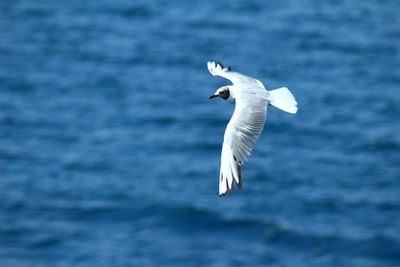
[{"left": 207, "top": 61, "right": 298, "bottom": 196}]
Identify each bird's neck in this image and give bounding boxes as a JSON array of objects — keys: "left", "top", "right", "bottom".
[{"left": 225, "top": 86, "right": 235, "bottom": 104}]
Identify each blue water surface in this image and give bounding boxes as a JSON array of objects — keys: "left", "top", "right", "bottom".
[{"left": 0, "top": 0, "right": 399, "bottom": 266}]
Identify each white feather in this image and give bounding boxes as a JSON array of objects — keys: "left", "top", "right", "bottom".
[{"left": 268, "top": 87, "right": 298, "bottom": 114}]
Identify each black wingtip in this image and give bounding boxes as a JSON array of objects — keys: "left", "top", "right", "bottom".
[
  {"left": 237, "top": 164, "right": 242, "bottom": 190},
  {"left": 215, "top": 61, "right": 224, "bottom": 68}
]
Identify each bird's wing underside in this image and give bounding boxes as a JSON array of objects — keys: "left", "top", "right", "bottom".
[{"left": 218, "top": 90, "right": 268, "bottom": 195}]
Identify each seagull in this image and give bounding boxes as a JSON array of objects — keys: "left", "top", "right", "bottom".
[{"left": 208, "top": 60, "right": 298, "bottom": 196}]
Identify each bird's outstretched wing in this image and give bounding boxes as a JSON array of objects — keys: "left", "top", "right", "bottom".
[
  {"left": 218, "top": 93, "right": 268, "bottom": 195},
  {"left": 208, "top": 61, "right": 269, "bottom": 195},
  {"left": 207, "top": 60, "right": 266, "bottom": 89}
]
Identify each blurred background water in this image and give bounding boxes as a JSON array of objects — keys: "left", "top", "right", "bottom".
[{"left": 0, "top": 0, "right": 399, "bottom": 266}]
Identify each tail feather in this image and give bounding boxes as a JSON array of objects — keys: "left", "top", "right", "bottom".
[{"left": 268, "top": 87, "right": 298, "bottom": 114}]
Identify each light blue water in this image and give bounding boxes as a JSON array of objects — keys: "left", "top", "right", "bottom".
[{"left": 0, "top": 1, "right": 399, "bottom": 266}]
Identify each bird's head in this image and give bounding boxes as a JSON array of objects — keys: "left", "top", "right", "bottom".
[{"left": 209, "top": 86, "right": 230, "bottom": 100}]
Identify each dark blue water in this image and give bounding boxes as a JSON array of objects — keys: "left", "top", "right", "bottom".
[{"left": 1, "top": 1, "right": 399, "bottom": 266}]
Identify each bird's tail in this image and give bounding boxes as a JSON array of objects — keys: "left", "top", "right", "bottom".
[{"left": 268, "top": 87, "right": 298, "bottom": 114}]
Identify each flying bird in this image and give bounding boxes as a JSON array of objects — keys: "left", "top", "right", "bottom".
[{"left": 208, "top": 60, "right": 298, "bottom": 196}]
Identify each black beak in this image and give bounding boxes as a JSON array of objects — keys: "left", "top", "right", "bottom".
[{"left": 209, "top": 94, "right": 218, "bottom": 99}]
